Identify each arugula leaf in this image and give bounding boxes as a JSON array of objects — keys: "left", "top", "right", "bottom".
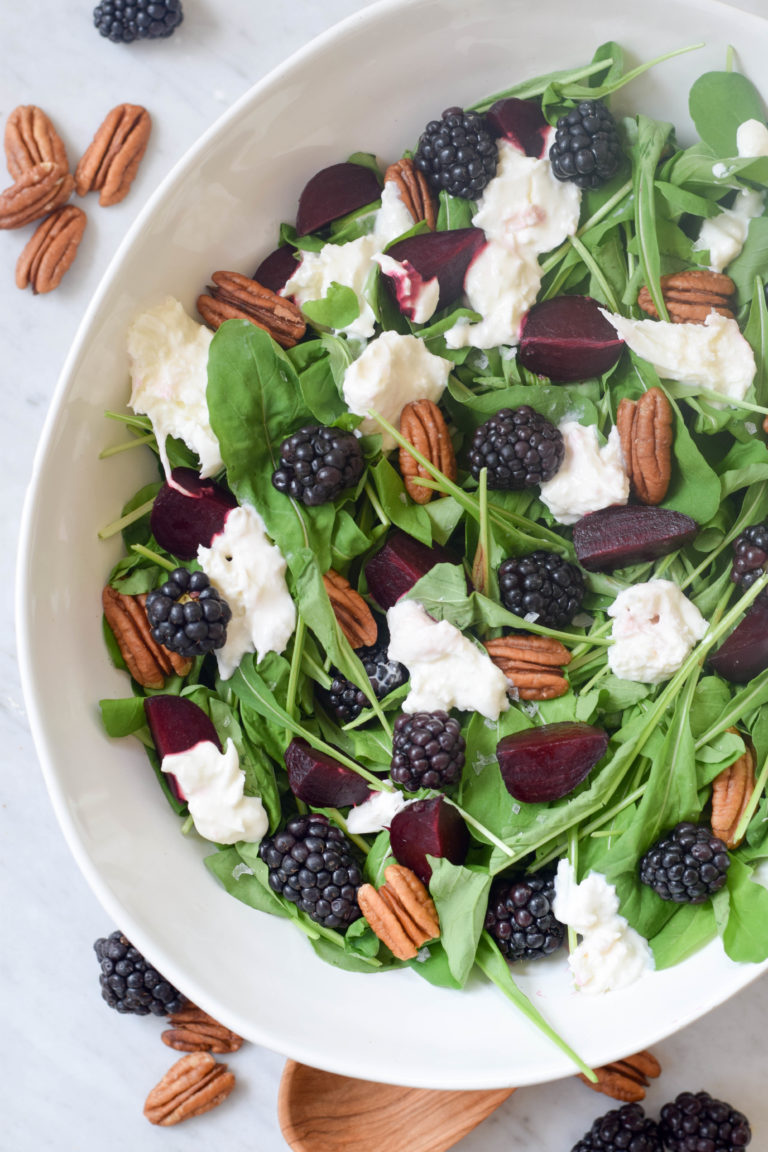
[{"left": 689, "top": 71, "right": 766, "bottom": 158}]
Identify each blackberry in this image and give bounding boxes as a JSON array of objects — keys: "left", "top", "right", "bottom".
[
  {"left": 272, "top": 424, "right": 365, "bottom": 506},
  {"left": 318, "top": 635, "right": 408, "bottom": 724},
  {"left": 484, "top": 869, "right": 564, "bottom": 962},
  {"left": 571, "top": 1103, "right": 662, "bottom": 1152},
  {"left": 498, "top": 550, "right": 585, "bottom": 629},
  {"left": 639, "top": 821, "right": 730, "bottom": 904},
  {"left": 414, "top": 107, "right": 498, "bottom": 200},
  {"left": 660, "top": 1090, "right": 751, "bottom": 1151},
  {"left": 468, "top": 406, "right": 564, "bottom": 490},
  {"left": 550, "top": 100, "right": 622, "bottom": 190},
  {"left": 145, "top": 567, "right": 231, "bottom": 659},
  {"left": 93, "top": 0, "right": 183, "bottom": 42},
  {"left": 732, "top": 521, "right": 768, "bottom": 599},
  {"left": 359, "top": 638, "right": 409, "bottom": 699},
  {"left": 259, "top": 815, "right": 363, "bottom": 931},
  {"left": 390, "top": 711, "right": 465, "bottom": 792},
  {"left": 94, "top": 930, "right": 185, "bottom": 1015}
]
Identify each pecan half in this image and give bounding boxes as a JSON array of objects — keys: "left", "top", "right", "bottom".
[
  {"left": 484, "top": 634, "right": 572, "bottom": 700},
  {"left": 16, "top": 205, "right": 86, "bottom": 294},
  {"left": 75, "top": 104, "right": 151, "bottom": 206},
  {"left": 358, "top": 864, "right": 440, "bottom": 960},
  {"left": 578, "top": 1050, "right": 661, "bottom": 1103},
  {"left": 197, "top": 270, "right": 306, "bottom": 349},
  {"left": 384, "top": 157, "right": 436, "bottom": 230},
  {"left": 144, "top": 1052, "right": 235, "bottom": 1126},
  {"left": 711, "top": 729, "right": 756, "bottom": 848},
  {"left": 0, "top": 161, "right": 73, "bottom": 229},
  {"left": 5, "top": 105, "right": 69, "bottom": 181},
  {"left": 322, "top": 569, "right": 377, "bottom": 648},
  {"left": 399, "top": 399, "right": 457, "bottom": 504},
  {"left": 638, "top": 269, "right": 735, "bottom": 324},
  {"left": 102, "top": 584, "right": 192, "bottom": 688},
  {"left": 162, "top": 1003, "right": 244, "bottom": 1054},
  {"left": 616, "top": 387, "right": 674, "bottom": 505}
]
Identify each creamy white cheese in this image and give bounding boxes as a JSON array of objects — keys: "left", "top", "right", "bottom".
[
  {"left": 538, "top": 422, "right": 628, "bottom": 525},
  {"left": 445, "top": 137, "right": 581, "bottom": 349},
  {"left": 127, "top": 297, "right": 220, "bottom": 479},
  {"left": 737, "top": 118, "right": 768, "bottom": 158},
  {"left": 162, "top": 738, "right": 268, "bottom": 845},
  {"left": 342, "top": 330, "right": 451, "bottom": 449},
  {"left": 601, "top": 310, "right": 756, "bottom": 404},
  {"left": 695, "top": 187, "right": 764, "bottom": 272},
  {"left": 387, "top": 599, "right": 510, "bottom": 719},
  {"left": 345, "top": 788, "right": 410, "bottom": 835},
  {"left": 197, "top": 503, "right": 295, "bottom": 680},
  {"left": 282, "top": 180, "right": 415, "bottom": 339},
  {"left": 553, "top": 860, "right": 653, "bottom": 994},
  {"left": 607, "top": 579, "right": 708, "bottom": 685},
  {"left": 374, "top": 252, "right": 441, "bottom": 324}
]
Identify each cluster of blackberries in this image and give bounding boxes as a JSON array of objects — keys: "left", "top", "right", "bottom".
[
  {"left": 94, "top": 930, "right": 185, "bottom": 1015},
  {"left": 414, "top": 107, "right": 498, "bottom": 200},
  {"left": 145, "top": 567, "right": 231, "bottom": 659},
  {"left": 93, "top": 0, "right": 183, "bottom": 42},
  {"left": 639, "top": 821, "right": 730, "bottom": 904},
  {"left": 272, "top": 424, "right": 364, "bottom": 506},
  {"left": 572, "top": 1093, "right": 751, "bottom": 1152}
]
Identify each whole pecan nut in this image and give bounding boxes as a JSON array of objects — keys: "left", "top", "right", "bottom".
[
  {"left": 75, "top": 104, "right": 151, "bottom": 207},
  {"left": 322, "top": 569, "right": 377, "bottom": 648},
  {"left": 16, "top": 205, "right": 86, "bottom": 294},
  {"left": 102, "top": 584, "right": 192, "bottom": 688},
  {"left": 162, "top": 1003, "right": 244, "bottom": 1054},
  {"left": 197, "top": 270, "right": 306, "bottom": 349},
  {"left": 483, "top": 634, "right": 571, "bottom": 700},
  {"left": 144, "top": 1052, "right": 235, "bottom": 1126},
  {"left": 5, "top": 105, "right": 69, "bottom": 180},
  {"left": 638, "top": 269, "right": 735, "bottom": 324},
  {"left": 578, "top": 1050, "right": 661, "bottom": 1103},
  {"left": 357, "top": 864, "right": 440, "bottom": 960},
  {"left": 616, "top": 387, "right": 674, "bottom": 506},
  {"left": 711, "top": 729, "right": 756, "bottom": 848},
  {"left": 0, "top": 161, "right": 73, "bottom": 229},
  {"left": 384, "top": 157, "right": 436, "bottom": 230},
  {"left": 399, "top": 399, "right": 457, "bottom": 504}
]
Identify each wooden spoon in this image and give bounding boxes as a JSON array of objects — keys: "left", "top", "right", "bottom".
[{"left": 278, "top": 1059, "right": 515, "bottom": 1152}]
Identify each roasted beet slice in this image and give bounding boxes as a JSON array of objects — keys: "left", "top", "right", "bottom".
[
  {"left": 285, "top": 738, "right": 371, "bottom": 808},
  {"left": 144, "top": 695, "right": 222, "bottom": 802},
  {"left": 253, "top": 246, "right": 300, "bottom": 293},
  {"left": 496, "top": 722, "right": 607, "bottom": 803},
  {"left": 382, "top": 228, "right": 486, "bottom": 315},
  {"left": 486, "top": 97, "right": 550, "bottom": 158},
  {"left": 573, "top": 505, "right": 699, "bottom": 571},
  {"left": 296, "top": 161, "right": 381, "bottom": 237},
  {"left": 709, "top": 602, "right": 768, "bottom": 683},
  {"left": 364, "top": 530, "right": 460, "bottom": 611},
  {"left": 519, "top": 295, "right": 625, "bottom": 382},
  {"left": 388, "top": 796, "right": 469, "bottom": 884},
  {"left": 150, "top": 467, "right": 237, "bottom": 560}
]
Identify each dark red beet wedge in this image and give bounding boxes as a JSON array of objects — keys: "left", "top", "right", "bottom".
[
  {"left": 381, "top": 229, "right": 486, "bottom": 316},
  {"left": 709, "top": 602, "right": 768, "bottom": 683},
  {"left": 253, "top": 246, "right": 300, "bottom": 293},
  {"left": 389, "top": 796, "right": 469, "bottom": 884},
  {"left": 296, "top": 162, "right": 382, "bottom": 237},
  {"left": 519, "top": 296, "right": 625, "bottom": 382},
  {"left": 364, "top": 530, "right": 460, "bottom": 611},
  {"left": 144, "top": 695, "right": 222, "bottom": 802},
  {"left": 285, "top": 738, "right": 371, "bottom": 808},
  {"left": 573, "top": 505, "right": 699, "bottom": 572},
  {"left": 486, "top": 97, "right": 550, "bottom": 158},
  {"left": 496, "top": 722, "right": 608, "bottom": 803},
  {"left": 150, "top": 467, "right": 237, "bottom": 561}
]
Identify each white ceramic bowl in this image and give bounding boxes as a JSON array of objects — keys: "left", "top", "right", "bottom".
[{"left": 17, "top": 0, "right": 768, "bottom": 1090}]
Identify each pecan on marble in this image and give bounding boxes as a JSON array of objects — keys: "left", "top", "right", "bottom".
[
  {"left": 74, "top": 103, "right": 151, "bottom": 206},
  {"left": 144, "top": 1052, "right": 235, "bottom": 1126},
  {"left": 0, "top": 161, "right": 73, "bottom": 229},
  {"left": 399, "top": 398, "right": 457, "bottom": 504},
  {"left": 162, "top": 1003, "right": 244, "bottom": 1055},
  {"left": 638, "top": 269, "right": 735, "bottom": 324},
  {"left": 197, "top": 270, "right": 306, "bottom": 348},
  {"left": 711, "top": 729, "right": 756, "bottom": 849},
  {"left": 5, "top": 105, "right": 69, "bottom": 181},
  {"left": 578, "top": 1050, "right": 661, "bottom": 1103},
  {"left": 483, "top": 634, "right": 572, "bottom": 701},
  {"left": 384, "top": 157, "right": 437, "bottom": 230},
  {"left": 358, "top": 864, "right": 440, "bottom": 961},
  {"left": 102, "top": 584, "right": 192, "bottom": 688},
  {"left": 616, "top": 387, "right": 674, "bottom": 506},
  {"left": 322, "top": 569, "right": 377, "bottom": 649},
  {"left": 16, "top": 205, "right": 86, "bottom": 294}
]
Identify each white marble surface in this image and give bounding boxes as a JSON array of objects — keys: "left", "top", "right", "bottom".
[{"left": 4, "top": 0, "right": 768, "bottom": 1148}]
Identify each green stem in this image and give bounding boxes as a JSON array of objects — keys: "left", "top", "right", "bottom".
[
  {"left": 733, "top": 751, "right": 768, "bottom": 844},
  {"left": 285, "top": 614, "right": 307, "bottom": 723},
  {"left": 567, "top": 234, "right": 620, "bottom": 313},
  {"left": 364, "top": 479, "right": 390, "bottom": 528},
  {"left": 99, "top": 432, "right": 156, "bottom": 459},
  {"left": 98, "top": 497, "right": 156, "bottom": 540},
  {"left": 130, "top": 543, "right": 176, "bottom": 571},
  {"left": 302, "top": 651, "right": 332, "bottom": 690},
  {"left": 325, "top": 807, "right": 371, "bottom": 855},
  {"left": 540, "top": 180, "right": 634, "bottom": 276}
]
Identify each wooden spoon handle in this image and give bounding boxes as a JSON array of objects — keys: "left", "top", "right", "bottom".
[{"left": 279, "top": 1059, "right": 515, "bottom": 1152}]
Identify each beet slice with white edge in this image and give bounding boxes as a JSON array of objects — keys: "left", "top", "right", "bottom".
[
  {"left": 296, "top": 161, "right": 382, "bottom": 237},
  {"left": 285, "top": 738, "right": 371, "bottom": 808},
  {"left": 519, "top": 295, "right": 625, "bottom": 382},
  {"left": 381, "top": 228, "right": 486, "bottom": 316},
  {"left": 486, "top": 96, "right": 550, "bottom": 158},
  {"left": 144, "top": 694, "right": 222, "bottom": 802},
  {"left": 388, "top": 796, "right": 469, "bottom": 884},
  {"left": 253, "top": 245, "right": 301, "bottom": 294},
  {"left": 150, "top": 467, "right": 237, "bottom": 561}
]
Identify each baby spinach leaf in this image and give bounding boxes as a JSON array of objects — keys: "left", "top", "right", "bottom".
[
  {"left": 726, "top": 220, "right": 768, "bottom": 306},
  {"left": 722, "top": 857, "right": 768, "bottom": 963},
  {"left": 428, "top": 859, "right": 493, "bottom": 986},
  {"left": 301, "top": 282, "right": 361, "bottom": 329},
  {"left": 689, "top": 71, "right": 766, "bottom": 158},
  {"left": 650, "top": 901, "right": 716, "bottom": 969}
]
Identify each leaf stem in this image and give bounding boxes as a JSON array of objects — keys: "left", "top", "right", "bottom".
[
  {"left": 130, "top": 543, "right": 177, "bottom": 571},
  {"left": 364, "top": 479, "right": 391, "bottom": 528},
  {"left": 285, "top": 613, "right": 307, "bottom": 723},
  {"left": 97, "top": 497, "right": 156, "bottom": 540},
  {"left": 99, "top": 432, "right": 156, "bottom": 459}
]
